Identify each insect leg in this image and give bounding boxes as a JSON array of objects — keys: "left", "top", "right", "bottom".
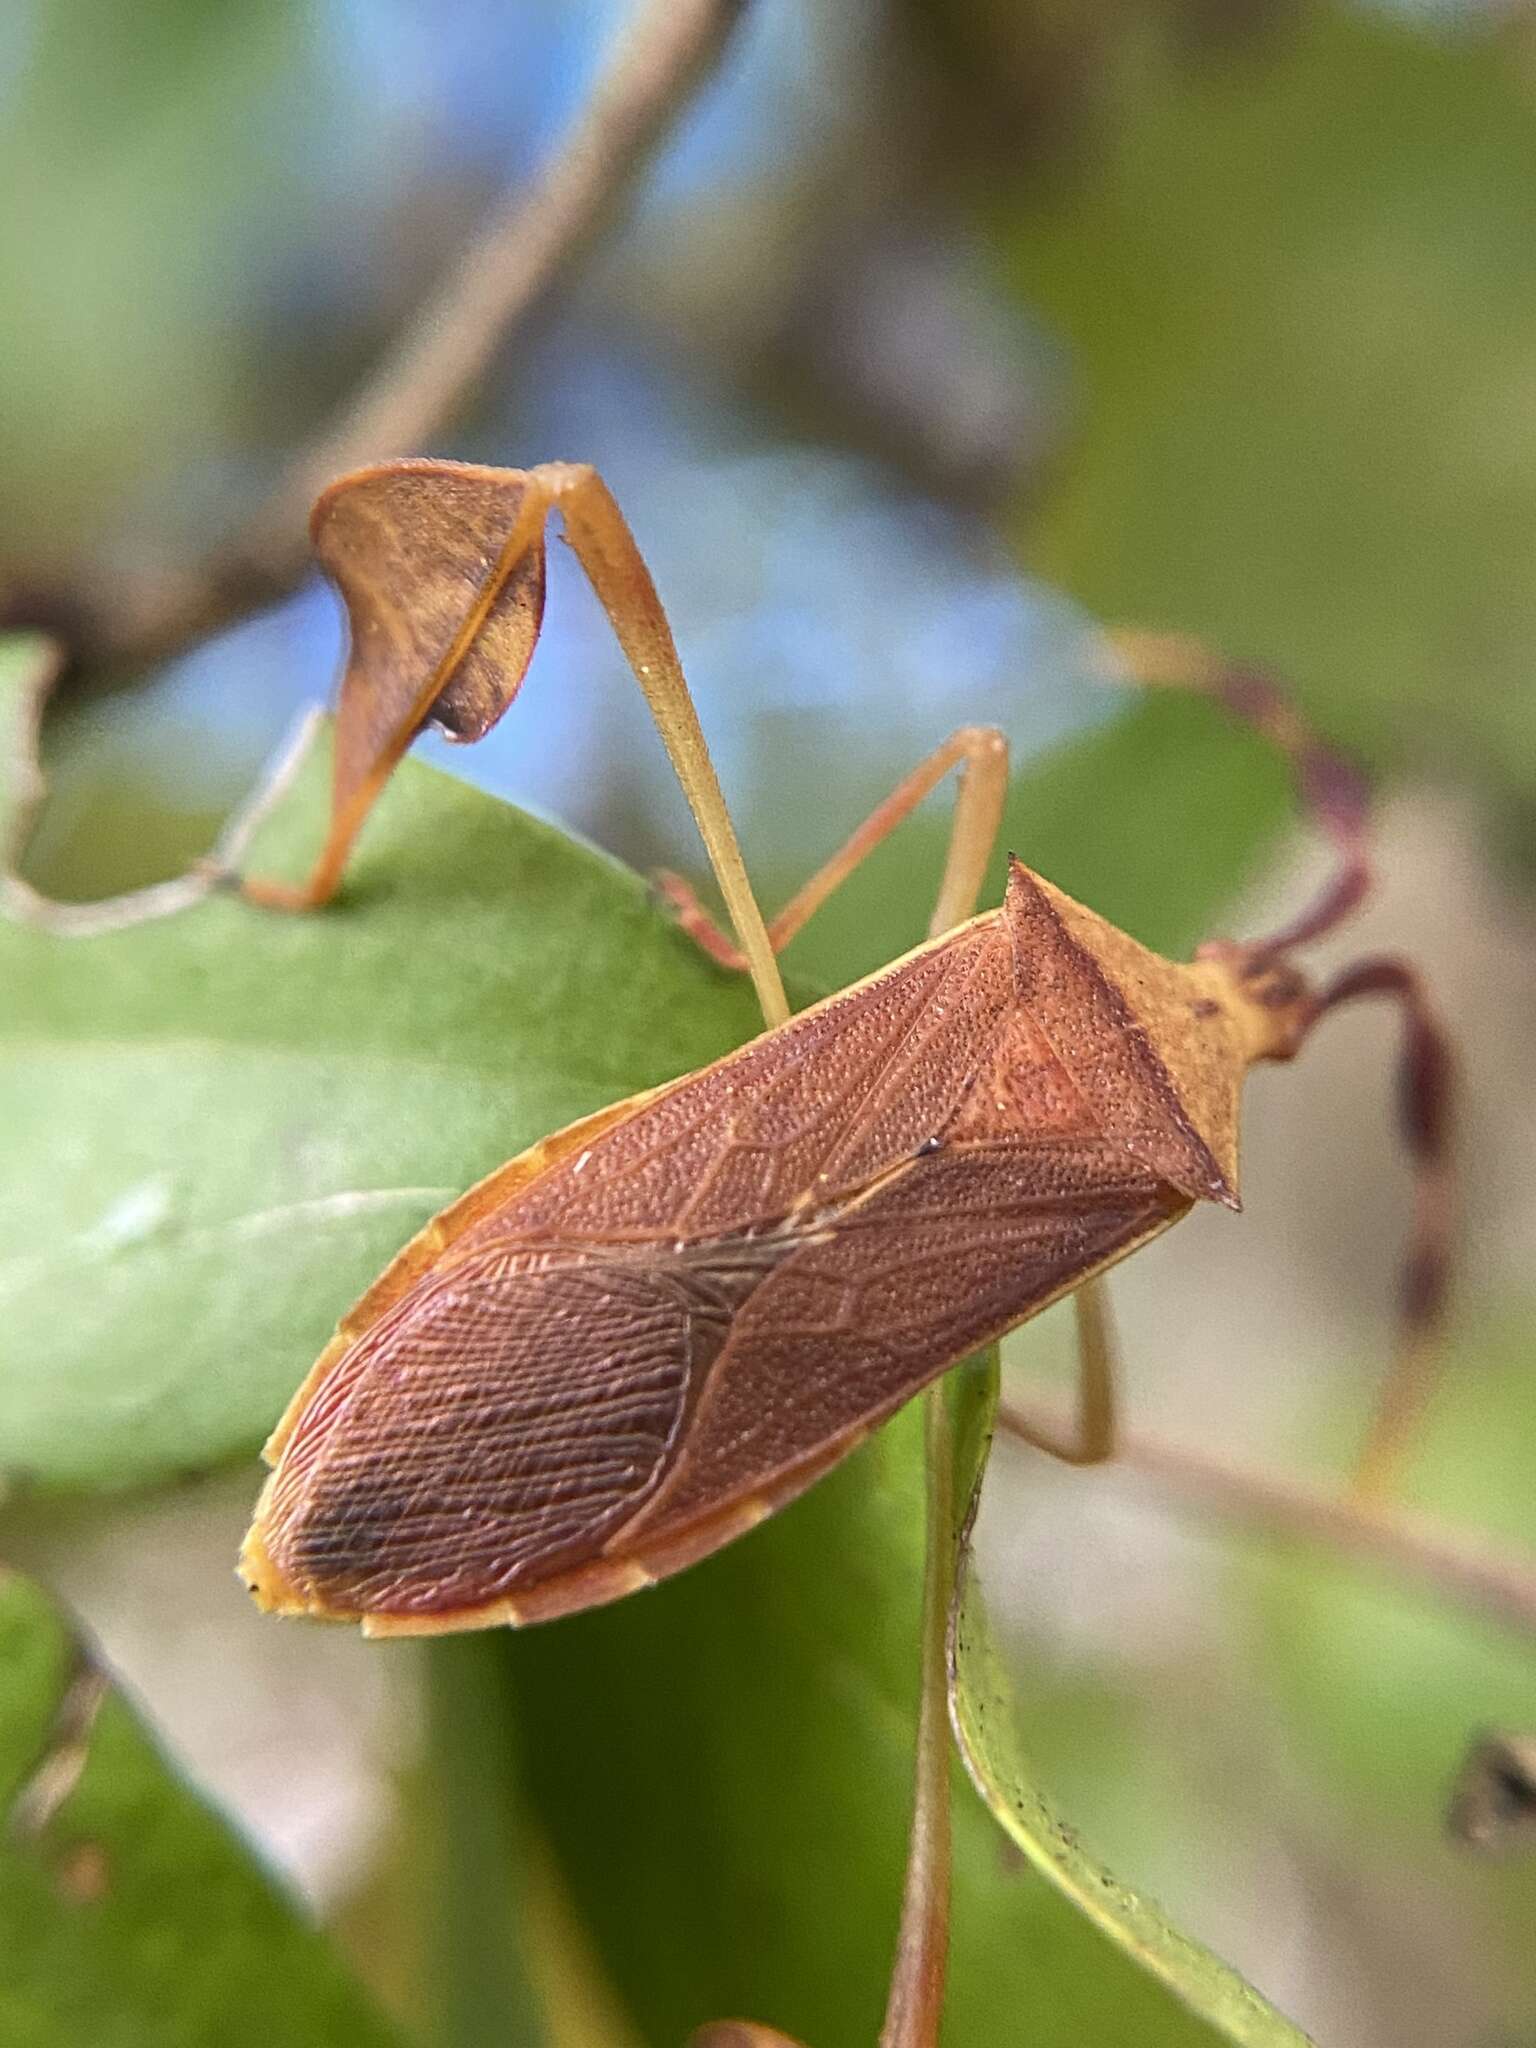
[
  {"left": 1108, "top": 633, "right": 1459, "bottom": 1495},
  {"left": 243, "top": 474, "right": 555, "bottom": 915},
  {"left": 242, "top": 459, "right": 787, "bottom": 1027},
  {"left": 1103, "top": 629, "right": 1374, "bottom": 955},
  {"left": 657, "top": 725, "right": 1010, "bottom": 966},
  {"left": 996, "top": 1277, "right": 1121, "bottom": 1467},
  {"left": 1299, "top": 954, "right": 1455, "bottom": 1499},
  {"left": 548, "top": 464, "right": 786, "bottom": 1025}
]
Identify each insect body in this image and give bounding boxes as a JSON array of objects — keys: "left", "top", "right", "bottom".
[
  {"left": 243, "top": 854, "right": 1300, "bottom": 1633},
  {"left": 238, "top": 461, "right": 1452, "bottom": 1638}
]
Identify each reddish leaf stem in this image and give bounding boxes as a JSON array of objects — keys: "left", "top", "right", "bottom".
[
  {"left": 879, "top": 1389, "right": 958, "bottom": 2048},
  {"left": 999, "top": 1402, "right": 1536, "bottom": 1640}
]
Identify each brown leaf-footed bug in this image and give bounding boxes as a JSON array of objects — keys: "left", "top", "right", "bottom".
[{"left": 233, "top": 459, "right": 1454, "bottom": 1637}]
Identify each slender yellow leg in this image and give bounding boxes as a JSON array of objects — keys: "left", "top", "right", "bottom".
[
  {"left": 997, "top": 1278, "right": 1120, "bottom": 1468},
  {"left": 658, "top": 724, "right": 1010, "bottom": 966},
  {"left": 548, "top": 465, "right": 786, "bottom": 1026},
  {"left": 244, "top": 460, "right": 787, "bottom": 1028}
]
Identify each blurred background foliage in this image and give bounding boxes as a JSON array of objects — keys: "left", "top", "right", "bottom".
[{"left": 3, "top": 1, "right": 1536, "bottom": 2045}]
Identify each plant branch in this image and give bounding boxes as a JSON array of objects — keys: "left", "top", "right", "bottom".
[
  {"left": 997, "top": 1401, "right": 1536, "bottom": 1641},
  {"left": 23, "top": 0, "right": 749, "bottom": 673},
  {"left": 879, "top": 1390, "right": 958, "bottom": 2048},
  {"left": 423, "top": 1637, "right": 545, "bottom": 2048},
  {"left": 255, "top": 0, "right": 748, "bottom": 559}
]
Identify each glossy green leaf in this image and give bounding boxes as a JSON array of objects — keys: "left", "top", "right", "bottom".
[
  {"left": 505, "top": 1361, "right": 1307, "bottom": 2047},
  {"left": 1, "top": 634, "right": 1300, "bottom": 2041},
  {"left": 0, "top": 676, "right": 764, "bottom": 1495},
  {"left": 0, "top": 654, "right": 1286, "bottom": 1497},
  {"left": 1010, "top": 6, "right": 1536, "bottom": 812},
  {"left": 0, "top": 1566, "right": 399, "bottom": 2048}
]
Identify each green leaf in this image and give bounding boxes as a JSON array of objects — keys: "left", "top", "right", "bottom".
[
  {"left": 421, "top": 1636, "right": 550, "bottom": 2048},
  {"left": 1007, "top": 6, "right": 1536, "bottom": 811},
  {"left": 0, "top": 1566, "right": 399, "bottom": 2048},
  {"left": 945, "top": 1366, "right": 1310, "bottom": 2048},
  {"left": 506, "top": 1368, "right": 1307, "bottom": 2047},
  {"left": 0, "top": 677, "right": 764, "bottom": 1495},
  {"left": 0, "top": 654, "right": 1286, "bottom": 1498},
  {"left": 1251, "top": 1305, "right": 1536, "bottom": 1980},
  {"left": 0, "top": 635, "right": 1299, "bottom": 2040}
]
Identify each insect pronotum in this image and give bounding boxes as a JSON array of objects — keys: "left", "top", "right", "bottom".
[{"left": 237, "top": 461, "right": 1454, "bottom": 1639}]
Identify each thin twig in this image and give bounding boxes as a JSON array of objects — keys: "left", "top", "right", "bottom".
[
  {"left": 997, "top": 1402, "right": 1536, "bottom": 1641},
  {"left": 21, "top": 0, "right": 749, "bottom": 672},
  {"left": 253, "top": 0, "right": 749, "bottom": 560},
  {"left": 1, "top": 662, "right": 324, "bottom": 935},
  {"left": 879, "top": 1390, "right": 957, "bottom": 2048},
  {"left": 0, "top": 635, "right": 229, "bottom": 931},
  {"left": 5, "top": 1645, "right": 108, "bottom": 1844}
]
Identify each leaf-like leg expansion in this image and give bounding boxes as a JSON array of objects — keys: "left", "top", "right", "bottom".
[
  {"left": 996, "top": 1276, "right": 1120, "bottom": 1467},
  {"left": 657, "top": 724, "right": 1010, "bottom": 967},
  {"left": 243, "top": 458, "right": 787, "bottom": 1025},
  {"left": 241, "top": 472, "right": 550, "bottom": 916},
  {"left": 1299, "top": 956, "right": 1456, "bottom": 1500}
]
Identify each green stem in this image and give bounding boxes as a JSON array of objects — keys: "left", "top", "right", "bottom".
[{"left": 424, "top": 1635, "right": 545, "bottom": 2048}]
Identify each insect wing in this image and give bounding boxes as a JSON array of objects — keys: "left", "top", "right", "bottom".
[
  {"left": 244, "top": 869, "right": 1232, "bottom": 1632},
  {"left": 623, "top": 1138, "right": 1181, "bottom": 1545},
  {"left": 249, "top": 1240, "right": 763, "bottom": 1623}
]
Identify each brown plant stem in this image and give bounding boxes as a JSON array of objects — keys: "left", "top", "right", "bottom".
[
  {"left": 18, "top": 0, "right": 749, "bottom": 673},
  {"left": 874, "top": 769, "right": 1010, "bottom": 2047},
  {"left": 879, "top": 1388, "right": 958, "bottom": 2048},
  {"left": 998, "top": 1401, "right": 1536, "bottom": 1641}
]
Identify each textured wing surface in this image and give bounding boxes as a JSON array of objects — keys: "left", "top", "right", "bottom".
[
  {"left": 625, "top": 1139, "right": 1185, "bottom": 1539},
  {"left": 258, "top": 1248, "right": 740, "bottom": 1618},
  {"left": 463, "top": 918, "right": 1054, "bottom": 1250},
  {"left": 454, "top": 858, "right": 1237, "bottom": 1268},
  {"left": 253, "top": 885, "right": 1220, "bottom": 1622},
  {"left": 256, "top": 1138, "right": 1182, "bottom": 1620}
]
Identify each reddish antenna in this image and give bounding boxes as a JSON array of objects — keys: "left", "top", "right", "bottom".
[{"left": 1108, "top": 630, "right": 1454, "bottom": 1495}]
